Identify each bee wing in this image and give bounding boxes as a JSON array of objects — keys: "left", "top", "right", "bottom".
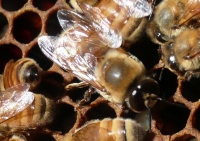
[
  {"left": 58, "top": 8, "right": 122, "bottom": 48},
  {"left": 79, "top": 0, "right": 152, "bottom": 48},
  {"left": 111, "top": 0, "right": 152, "bottom": 18},
  {"left": 72, "top": 123, "right": 116, "bottom": 141},
  {"left": 57, "top": 9, "right": 94, "bottom": 42},
  {"left": 0, "top": 83, "right": 34, "bottom": 123},
  {"left": 38, "top": 34, "right": 105, "bottom": 91},
  {"left": 79, "top": 3, "right": 122, "bottom": 48},
  {"left": 178, "top": 0, "right": 200, "bottom": 26}
]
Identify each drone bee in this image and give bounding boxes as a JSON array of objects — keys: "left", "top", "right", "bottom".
[
  {"left": 161, "top": 28, "right": 200, "bottom": 80},
  {"left": 38, "top": 5, "right": 159, "bottom": 113},
  {"left": 0, "top": 83, "right": 55, "bottom": 139},
  {"left": 147, "top": 0, "right": 200, "bottom": 45},
  {"left": 64, "top": 118, "right": 146, "bottom": 141},
  {"left": 70, "top": 0, "right": 153, "bottom": 47},
  {"left": 3, "top": 58, "right": 43, "bottom": 90}
]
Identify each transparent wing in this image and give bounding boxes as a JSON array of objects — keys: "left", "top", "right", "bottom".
[
  {"left": 124, "top": 0, "right": 152, "bottom": 18},
  {"left": 79, "top": 3, "right": 122, "bottom": 48},
  {"left": 72, "top": 123, "right": 116, "bottom": 141},
  {"left": 57, "top": 9, "right": 94, "bottom": 42},
  {"left": 38, "top": 35, "right": 105, "bottom": 91},
  {"left": 79, "top": 0, "right": 152, "bottom": 48},
  {"left": 0, "top": 83, "right": 34, "bottom": 123}
]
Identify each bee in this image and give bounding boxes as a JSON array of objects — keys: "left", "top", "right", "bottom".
[
  {"left": 146, "top": 0, "right": 200, "bottom": 45},
  {"left": 64, "top": 118, "right": 146, "bottom": 141},
  {"left": 161, "top": 28, "right": 200, "bottom": 80},
  {"left": 38, "top": 6, "right": 159, "bottom": 113},
  {"left": 0, "top": 83, "right": 55, "bottom": 139},
  {"left": 3, "top": 58, "right": 43, "bottom": 90},
  {"left": 70, "top": 0, "right": 153, "bottom": 47}
]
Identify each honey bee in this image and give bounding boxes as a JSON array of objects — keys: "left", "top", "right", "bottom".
[
  {"left": 3, "top": 58, "right": 43, "bottom": 90},
  {"left": 146, "top": 0, "right": 200, "bottom": 45},
  {"left": 70, "top": 0, "right": 153, "bottom": 47},
  {"left": 161, "top": 28, "right": 200, "bottom": 80},
  {"left": 0, "top": 83, "right": 55, "bottom": 139},
  {"left": 64, "top": 118, "right": 146, "bottom": 141},
  {"left": 38, "top": 7, "right": 159, "bottom": 113}
]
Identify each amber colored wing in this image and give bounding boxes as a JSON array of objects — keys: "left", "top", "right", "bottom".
[{"left": 0, "top": 83, "right": 34, "bottom": 123}]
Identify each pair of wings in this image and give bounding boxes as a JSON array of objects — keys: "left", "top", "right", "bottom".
[
  {"left": 177, "top": 0, "right": 200, "bottom": 26},
  {"left": 38, "top": 0, "right": 152, "bottom": 91},
  {"left": 0, "top": 83, "right": 34, "bottom": 123}
]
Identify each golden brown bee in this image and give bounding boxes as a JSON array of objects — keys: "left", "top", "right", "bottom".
[
  {"left": 70, "top": 0, "right": 153, "bottom": 47},
  {"left": 3, "top": 58, "right": 43, "bottom": 90},
  {"left": 161, "top": 28, "right": 200, "bottom": 80},
  {"left": 146, "top": 0, "right": 196, "bottom": 45},
  {"left": 38, "top": 8, "right": 159, "bottom": 113},
  {"left": 64, "top": 118, "right": 146, "bottom": 141},
  {"left": 0, "top": 83, "right": 55, "bottom": 139}
]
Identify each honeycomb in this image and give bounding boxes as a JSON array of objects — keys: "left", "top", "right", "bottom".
[{"left": 0, "top": 0, "right": 199, "bottom": 141}]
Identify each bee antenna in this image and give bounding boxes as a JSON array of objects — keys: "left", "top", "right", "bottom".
[
  {"left": 159, "top": 65, "right": 165, "bottom": 81},
  {"left": 148, "top": 0, "right": 157, "bottom": 21},
  {"left": 157, "top": 97, "right": 187, "bottom": 109},
  {"left": 147, "top": 107, "right": 152, "bottom": 132}
]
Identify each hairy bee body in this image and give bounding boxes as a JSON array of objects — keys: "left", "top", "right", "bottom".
[
  {"left": 94, "top": 49, "right": 146, "bottom": 104},
  {"left": 0, "top": 94, "right": 55, "bottom": 133},
  {"left": 64, "top": 118, "right": 146, "bottom": 141},
  {"left": 147, "top": 0, "right": 200, "bottom": 79},
  {"left": 39, "top": 7, "right": 159, "bottom": 113}
]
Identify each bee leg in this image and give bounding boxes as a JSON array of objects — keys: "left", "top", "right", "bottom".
[
  {"left": 184, "top": 70, "right": 200, "bottom": 80},
  {"left": 65, "top": 81, "right": 89, "bottom": 91},
  {"left": 78, "top": 87, "right": 95, "bottom": 105},
  {"left": 9, "top": 134, "right": 27, "bottom": 141}
]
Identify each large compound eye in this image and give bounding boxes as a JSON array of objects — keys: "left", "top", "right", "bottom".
[
  {"left": 154, "top": 30, "right": 167, "bottom": 43},
  {"left": 167, "top": 42, "right": 179, "bottom": 70},
  {"left": 129, "top": 79, "right": 159, "bottom": 113}
]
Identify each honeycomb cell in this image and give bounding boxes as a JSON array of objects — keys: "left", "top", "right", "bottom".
[
  {"left": 193, "top": 107, "right": 200, "bottom": 132},
  {"left": 1, "top": 0, "right": 28, "bottom": 11},
  {"left": 182, "top": 78, "right": 200, "bottom": 102},
  {"left": 130, "top": 35, "right": 160, "bottom": 70},
  {"left": 50, "top": 103, "right": 77, "bottom": 134},
  {"left": 33, "top": 0, "right": 57, "bottom": 11},
  {"left": 0, "top": 13, "right": 8, "bottom": 39},
  {"left": 38, "top": 78, "right": 64, "bottom": 97},
  {"left": 29, "top": 133, "right": 56, "bottom": 141},
  {"left": 27, "top": 44, "right": 53, "bottom": 71},
  {"left": 155, "top": 69, "right": 178, "bottom": 99},
  {"left": 86, "top": 103, "right": 116, "bottom": 120},
  {"left": 173, "top": 135, "right": 198, "bottom": 141},
  {"left": 46, "top": 11, "right": 62, "bottom": 36},
  {"left": 13, "top": 11, "right": 42, "bottom": 44},
  {"left": 0, "top": 44, "right": 22, "bottom": 73},
  {"left": 158, "top": 105, "right": 190, "bottom": 135}
]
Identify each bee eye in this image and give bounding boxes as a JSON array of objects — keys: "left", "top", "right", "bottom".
[
  {"left": 129, "top": 79, "right": 159, "bottom": 112},
  {"left": 168, "top": 55, "right": 179, "bottom": 70},
  {"left": 24, "top": 65, "right": 40, "bottom": 82},
  {"left": 154, "top": 30, "right": 167, "bottom": 43}
]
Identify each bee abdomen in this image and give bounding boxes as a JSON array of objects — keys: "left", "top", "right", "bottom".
[
  {"left": 3, "top": 58, "right": 43, "bottom": 90},
  {"left": 0, "top": 94, "right": 55, "bottom": 132},
  {"left": 102, "top": 118, "right": 146, "bottom": 141}
]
